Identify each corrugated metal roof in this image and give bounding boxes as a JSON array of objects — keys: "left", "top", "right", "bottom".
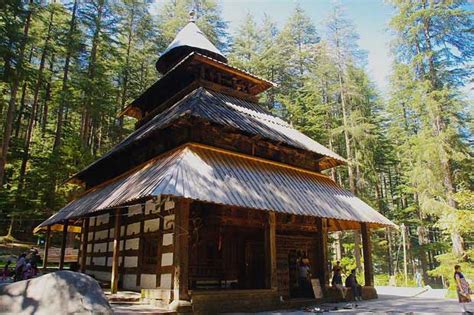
[
  {"left": 39, "top": 144, "right": 394, "bottom": 229},
  {"left": 73, "top": 88, "right": 346, "bottom": 182}
]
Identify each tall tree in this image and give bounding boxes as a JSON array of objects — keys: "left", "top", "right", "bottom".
[
  {"left": 0, "top": 0, "right": 35, "bottom": 188},
  {"left": 389, "top": 0, "right": 473, "bottom": 257}
]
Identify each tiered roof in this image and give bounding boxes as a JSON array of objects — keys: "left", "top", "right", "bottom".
[{"left": 38, "top": 18, "right": 395, "bottom": 231}]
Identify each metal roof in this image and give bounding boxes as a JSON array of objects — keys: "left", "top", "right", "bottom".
[
  {"left": 39, "top": 144, "right": 395, "bottom": 230},
  {"left": 156, "top": 22, "right": 227, "bottom": 73},
  {"left": 72, "top": 88, "right": 345, "bottom": 183}
]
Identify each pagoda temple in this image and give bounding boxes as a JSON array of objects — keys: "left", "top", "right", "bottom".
[{"left": 37, "top": 16, "right": 395, "bottom": 313}]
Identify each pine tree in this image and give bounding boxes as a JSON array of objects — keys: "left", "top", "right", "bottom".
[{"left": 389, "top": 0, "right": 473, "bottom": 257}]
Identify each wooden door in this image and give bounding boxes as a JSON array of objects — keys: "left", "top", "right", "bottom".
[{"left": 245, "top": 241, "right": 265, "bottom": 289}]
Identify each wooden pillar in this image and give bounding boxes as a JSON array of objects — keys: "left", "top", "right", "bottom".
[
  {"left": 111, "top": 208, "right": 122, "bottom": 294},
  {"left": 265, "top": 211, "right": 278, "bottom": 290},
  {"left": 80, "top": 217, "right": 90, "bottom": 273},
  {"left": 173, "top": 198, "right": 190, "bottom": 301},
  {"left": 315, "top": 217, "right": 328, "bottom": 289},
  {"left": 361, "top": 223, "right": 374, "bottom": 286},
  {"left": 42, "top": 225, "right": 51, "bottom": 271},
  {"left": 59, "top": 220, "right": 69, "bottom": 270}
]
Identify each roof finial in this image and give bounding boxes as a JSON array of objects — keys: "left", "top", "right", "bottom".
[{"left": 189, "top": 10, "right": 196, "bottom": 23}]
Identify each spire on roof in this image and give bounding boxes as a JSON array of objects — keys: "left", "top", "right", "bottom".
[
  {"left": 155, "top": 17, "right": 227, "bottom": 74},
  {"left": 188, "top": 10, "right": 196, "bottom": 23}
]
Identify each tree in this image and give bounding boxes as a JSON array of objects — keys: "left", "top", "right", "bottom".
[{"left": 389, "top": 0, "right": 473, "bottom": 257}]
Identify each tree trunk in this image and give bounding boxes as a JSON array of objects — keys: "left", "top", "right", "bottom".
[
  {"left": 18, "top": 4, "right": 55, "bottom": 189},
  {"left": 81, "top": 1, "right": 103, "bottom": 148},
  {"left": 421, "top": 0, "right": 464, "bottom": 256},
  {"left": 53, "top": 0, "right": 78, "bottom": 152},
  {"left": 118, "top": 5, "right": 135, "bottom": 140},
  {"left": 0, "top": 0, "right": 33, "bottom": 187}
]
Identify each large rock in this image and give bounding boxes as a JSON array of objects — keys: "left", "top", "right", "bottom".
[{"left": 0, "top": 270, "right": 112, "bottom": 314}]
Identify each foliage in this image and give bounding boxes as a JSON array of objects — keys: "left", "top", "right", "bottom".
[{"left": 0, "top": 0, "right": 472, "bottom": 288}]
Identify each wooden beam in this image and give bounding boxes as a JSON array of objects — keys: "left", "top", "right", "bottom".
[
  {"left": 59, "top": 220, "right": 69, "bottom": 270},
  {"left": 80, "top": 218, "right": 90, "bottom": 273},
  {"left": 42, "top": 225, "right": 51, "bottom": 271},
  {"left": 173, "top": 198, "right": 191, "bottom": 301},
  {"left": 111, "top": 208, "right": 122, "bottom": 294},
  {"left": 315, "top": 217, "right": 328, "bottom": 290},
  {"left": 264, "top": 212, "right": 278, "bottom": 290},
  {"left": 361, "top": 223, "right": 374, "bottom": 286}
]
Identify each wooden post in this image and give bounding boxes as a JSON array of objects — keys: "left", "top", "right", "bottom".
[
  {"left": 59, "top": 220, "right": 68, "bottom": 270},
  {"left": 42, "top": 225, "right": 51, "bottom": 271},
  {"left": 80, "top": 217, "right": 90, "bottom": 273},
  {"left": 173, "top": 198, "right": 190, "bottom": 301},
  {"left": 111, "top": 209, "right": 122, "bottom": 294},
  {"left": 361, "top": 223, "right": 374, "bottom": 286},
  {"left": 315, "top": 217, "right": 328, "bottom": 289},
  {"left": 265, "top": 211, "right": 277, "bottom": 289}
]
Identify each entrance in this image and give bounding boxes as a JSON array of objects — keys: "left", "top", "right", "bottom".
[
  {"left": 188, "top": 202, "right": 268, "bottom": 290},
  {"left": 244, "top": 241, "right": 265, "bottom": 289},
  {"left": 288, "top": 249, "right": 313, "bottom": 298}
]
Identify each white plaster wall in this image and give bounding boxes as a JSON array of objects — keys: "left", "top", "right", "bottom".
[
  {"left": 164, "top": 200, "right": 175, "bottom": 211},
  {"left": 161, "top": 253, "right": 173, "bottom": 267},
  {"left": 92, "top": 256, "right": 106, "bottom": 266},
  {"left": 126, "top": 238, "right": 139, "bottom": 250},
  {"left": 124, "top": 256, "right": 138, "bottom": 268},
  {"left": 123, "top": 274, "right": 138, "bottom": 291},
  {"left": 128, "top": 204, "right": 142, "bottom": 216},
  {"left": 94, "top": 242, "right": 107, "bottom": 253},
  {"left": 96, "top": 213, "right": 109, "bottom": 225},
  {"left": 160, "top": 273, "right": 172, "bottom": 289},
  {"left": 95, "top": 230, "right": 108, "bottom": 241},
  {"left": 145, "top": 200, "right": 156, "bottom": 214},
  {"left": 141, "top": 274, "right": 157, "bottom": 289},
  {"left": 144, "top": 218, "right": 160, "bottom": 233},
  {"left": 87, "top": 270, "right": 110, "bottom": 282},
  {"left": 162, "top": 233, "right": 173, "bottom": 246},
  {"left": 163, "top": 215, "right": 175, "bottom": 230},
  {"left": 127, "top": 222, "right": 140, "bottom": 236}
]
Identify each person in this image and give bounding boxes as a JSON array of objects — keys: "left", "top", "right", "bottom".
[
  {"left": 23, "top": 263, "right": 34, "bottom": 280},
  {"left": 454, "top": 265, "right": 472, "bottom": 314},
  {"left": 1, "top": 259, "right": 12, "bottom": 281},
  {"left": 332, "top": 261, "right": 342, "bottom": 274},
  {"left": 345, "top": 269, "right": 362, "bottom": 301},
  {"left": 415, "top": 270, "right": 422, "bottom": 287},
  {"left": 298, "top": 258, "right": 312, "bottom": 298},
  {"left": 332, "top": 268, "right": 347, "bottom": 300},
  {"left": 14, "top": 253, "right": 26, "bottom": 282},
  {"left": 28, "top": 248, "right": 40, "bottom": 276}
]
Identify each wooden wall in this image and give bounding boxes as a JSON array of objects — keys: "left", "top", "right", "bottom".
[{"left": 83, "top": 196, "right": 176, "bottom": 292}]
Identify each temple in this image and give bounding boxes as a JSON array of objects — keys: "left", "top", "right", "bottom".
[{"left": 36, "top": 16, "right": 395, "bottom": 313}]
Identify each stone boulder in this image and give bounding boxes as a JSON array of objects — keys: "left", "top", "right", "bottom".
[{"left": 0, "top": 270, "right": 112, "bottom": 314}]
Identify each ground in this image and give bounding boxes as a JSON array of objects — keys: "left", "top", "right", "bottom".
[
  {"left": 109, "top": 287, "right": 469, "bottom": 314},
  {"left": 230, "top": 295, "right": 465, "bottom": 314}
]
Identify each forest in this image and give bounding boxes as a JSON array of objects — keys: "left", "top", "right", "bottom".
[{"left": 0, "top": 0, "right": 472, "bottom": 289}]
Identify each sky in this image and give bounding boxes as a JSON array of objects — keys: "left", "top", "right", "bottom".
[{"left": 152, "top": 0, "right": 396, "bottom": 94}]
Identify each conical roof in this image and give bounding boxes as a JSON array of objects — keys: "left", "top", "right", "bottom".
[{"left": 156, "top": 21, "right": 227, "bottom": 74}]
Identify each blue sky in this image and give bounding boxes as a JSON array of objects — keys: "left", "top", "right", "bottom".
[{"left": 153, "top": 0, "right": 396, "bottom": 93}]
